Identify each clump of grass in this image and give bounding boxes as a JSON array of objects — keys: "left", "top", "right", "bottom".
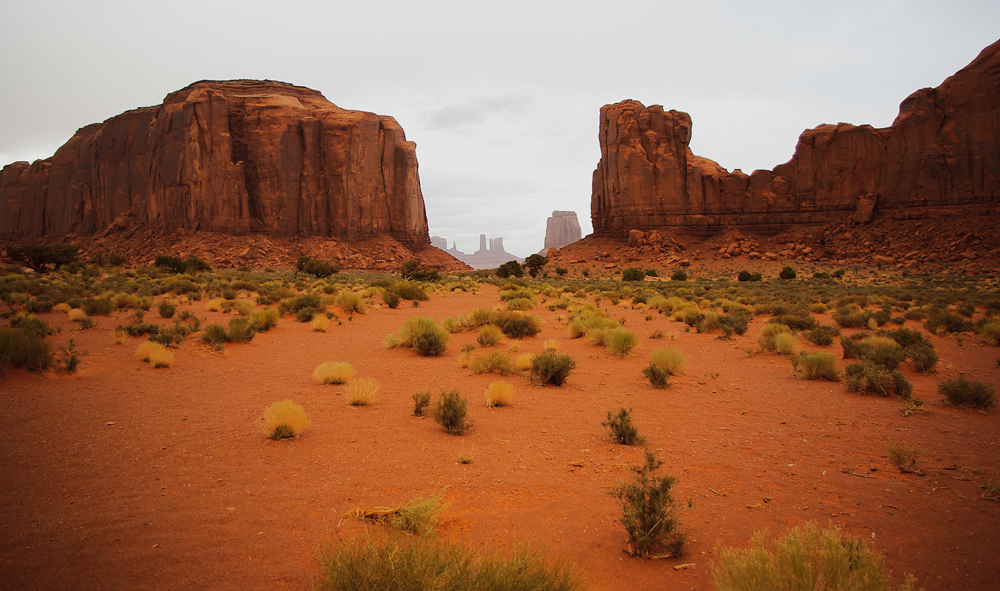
[
  {"left": 311, "top": 314, "right": 330, "bottom": 332},
  {"left": 648, "top": 347, "right": 685, "bottom": 375},
  {"left": 135, "top": 341, "right": 166, "bottom": 362},
  {"left": 67, "top": 308, "right": 89, "bottom": 322},
  {"left": 205, "top": 298, "right": 224, "bottom": 312},
  {"left": 148, "top": 345, "right": 174, "bottom": 368},
  {"left": 313, "top": 535, "right": 582, "bottom": 591},
  {"left": 795, "top": 352, "right": 840, "bottom": 381},
  {"left": 530, "top": 350, "right": 576, "bottom": 386},
  {"left": 470, "top": 350, "right": 513, "bottom": 375},
  {"left": 157, "top": 300, "right": 176, "bottom": 318},
  {"left": 0, "top": 328, "right": 53, "bottom": 371},
  {"left": 433, "top": 389, "right": 472, "bottom": 434},
  {"left": 608, "top": 450, "right": 684, "bottom": 558},
  {"left": 938, "top": 375, "right": 995, "bottom": 410},
  {"left": 980, "top": 320, "right": 1000, "bottom": 346},
  {"left": 514, "top": 352, "right": 536, "bottom": 372},
  {"left": 642, "top": 363, "right": 670, "bottom": 388},
  {"left": 348, "top": 492, "right": 447, "bottom": 536},
  {"left": 606, "top": 327, "right": 638, "bottom": 356},
  {"left": 313, "top": 361, "right": 356, "bottom": 385},
  {"left": 603, "top": 407, "right": 644, "bottom": 445},
  {"left": 845, "top": 361, "right": 912, "bottom": 398},
  {"left": 485, "top": 380, "right": 515, "bottom": 407},
  {"left": 386, "top": 316, "right": 450, "bottom": 357},
  {"left": 477, "top": 324, "right": 503, "bottom": 347},
  {"left": 543, "top": 339, "right": 559, "bottom": 352},
  {"left": 336, "top": 291, "right": 366, "bottom": 314},
  {"left": 982, "top": 474, "right": 1000, "bottom": 501},
  {"left": 758, "top": 323, "right": 791, "bottom": 352},
  {"left": 382, "top": 290, "right": 401, "bottom": 309},
  {"left": 345, "top": 377, "right": 381, "bottom": 406},
  {"left": 887, "top": 441, "right": 920, "bottom": 473},
  {"left": 412, "top": 391, "right": 431, "bottom": 416},
  {"left": 712, "top": 522, "right": 916, "bottom": 591},
  {"left": 773, "top": 332, "right": 799, "bottom": 356},
  {"left": 248, "top": 307, "right": 280, "bottom": 332},
  {"left": 804, "top": 324, "right": 840, "bottom": 346},
  {"left": 261, "top": 400, "right": 310, "bottom": 440}
]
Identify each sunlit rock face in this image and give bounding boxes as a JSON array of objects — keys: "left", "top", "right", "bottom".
[
  {"left": 1, "top": 80, "right": 430, "bottom": 248},
  {"left": 591, "top": 39, "right": 1000, "bottom": 236}
]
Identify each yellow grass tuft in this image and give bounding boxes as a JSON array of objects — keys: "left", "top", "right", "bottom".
[
  {"left": 311, "top": 314, "right": 330, "bottom": 332},
  {"left": 345, "top": 377, "right": 381, "bottom": 406},
  {"left": 149, "top": 346, "right": 175, "bottom": 368},
  {"left": 543, "top": 339, "right": 560, "bottom": 352},
  {"left": 485, "top": 380, "right": 515, "bottom": 407},
  {"left": 206, "top": 298, "right": 224, "bottom": 312},
  {"left": 458, "top": 352, "right": 472, "bottom": 369},
  {"left": 261, "top": 399, "right": 311, "bottom": 439},
  {"left": 313, "top": 361, "right": 356, "bottom": 385},
  {"left": 135, "top": 341, "right": 164, "bottom": 362},
  {"left": 67, "top": 308, "right": 89, "bottom": 322},
  {"left": 53, "top": 302, "right": 73, "bottom": 313},
  {"left": 514, "top": 353, "right": 536, "bottom": 372}
]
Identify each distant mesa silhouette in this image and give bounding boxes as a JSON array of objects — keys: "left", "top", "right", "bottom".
[{"left": 431, "top": 234, "right": 523, "bottom": 270}]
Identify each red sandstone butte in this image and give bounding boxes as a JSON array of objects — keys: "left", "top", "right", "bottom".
[
  {"left": 542, "top": 210, "right": 582, "bottom": 251},
  {"left": 0, "top": 80, "right": 430, "bottom": 248},
  {"left": 591, "top": 39, "right": 1000, "bottom": 236}
]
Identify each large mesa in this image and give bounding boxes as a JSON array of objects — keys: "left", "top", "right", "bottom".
[
  {"left": 0, "top": 80, "right": 430, "bottom": 249},
  {"left": 591, "top": 39, "right": 1000, "bottom": 236}
]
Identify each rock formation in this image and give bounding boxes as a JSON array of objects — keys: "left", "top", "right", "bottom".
[
  {"left": 434, "top": 234, "right": 523, "bottom": 270},
  {"left": 591, "top": 39, "right": 1000, "bottom": 236},
  {"left": 542, "top": 210, "right": 582, "bottom": 251},
  {"left": 1, "top": 80, "right": 430, "bottom": 248}
]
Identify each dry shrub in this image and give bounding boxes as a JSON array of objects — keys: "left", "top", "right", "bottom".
[
  {"left": 336, "top": 291, "right": 367, "bottom": 314},
  {"left": 773, "top": 332, "right": 799, "bottom": 356},
  {"left": 477, "top": 324, "right": 503, "bottom": 347},
  {"left": 514, "top": 353, "right": 536, "bottom": 372},
  {"left": 345, "top": 377, "right": 381, "bottom": 406},
  {"left": 458, "top": 352, "right": 472, "bottom": 369},
  {"left": 311, "top": 314, "right": 330, "bottom": 332},
  {"left": 348, "top": 492, "right": 447, "bottom": 536},
  {"left": 485, "top": 380, "right": 515, "bottom": 407},
  {"left": 205, "top": 298, "right": 224, "bottom": 312},
  {"left": 261, "top": 399, "right": 311, "bottom": 440},
  {"left": 606, "top": 327, "right": 638, "bottom": 356},
  {"left": 135, "top": 341, "right": 165, "bottom": 362},
  {"left": 758, "top": 323, "right": 791, "bottom": 352},
  {"left": 53, "top": 302, "right": 73, "bottom": 314},
  {"left": 67, "top": 308, "right": 88, "bottom": 322},
  {"left": 543, "top": 339, "right": 560, "bottom": 352},
  {"left": 980, "top": 320, "right": 1000, "bottom": 346},
  {"left": 796, "top": 352, "right": 840, "bottom": 381},
  {"left": 470, "top": 350, "right": 513, "bottom": 375},
  {"left": 149, "top": 346, "right": 174, "bottom": 368},
  {"left": 648, "top": 347, "right": 685, "bottom": 375},
  {"left": 313, "top": 361, "right": 356, "bottom": 385},
  {"left": 887, "top": 441, "right": 920, "bottom": 472}
]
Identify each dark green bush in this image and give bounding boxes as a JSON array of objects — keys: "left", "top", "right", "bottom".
[
  {"left": 845, "top": 362, "right": 912, "bottom": 398},
  {"left": 621, "top": 268, "right": 644, "bottom": 282},
  {"left": 400, "top": 259, "right": 441, "bottom": 281},
  {"left": 924, "top": 310, "right": 974, "bottom": 335},
  {"left": 938, "top": 376, "right": 994, "bottom": 410},
  {"left": 158, "top": 300, "right": 176, "bottom": 319},
  {"left": 6, "top": 244, "right": 79, "bottom": 272},
  {"left": 82, "top": 297, "right": 114, "bottom": 316},
  {"left": 908, "top": 342, "right": 939, "bottom": 373},
  {"left": 642, "top": 364, "right": 670, "bottom": 388},
  {"left": 226, "top": 318, "right": 256, "bottom": 343},
  {"left": 279, "top": 294, "right": 321, "bottom": 315},
  {"left": 492, "top": 311, "right": 542, "bottom": 338},
  {"left": 24, "top": 298, "right": 54, "bottom": 314},
  {"left": 768, "top": 314, "right": 817, "bottom": 331},
  {"left": 603, "top": 407, "right": 644, "bottom": 445},
  {"left": 382, "top": 290, "right": 401, "bottom": 308},
  {"left": 608, "top": 450, "right": 684, "bottom": 558},
  {"left": 391, "top": 282, "right": 429, "bottom": 301},
  {"left": 433, "top": 389, "right": 472, "bottom": 434},
  {"left": 201, "top": 323, "right": 227, "bottom": 348},
  {"left": 805, "top": 325, "right": 840, "bottom": 346},
  {"left": 413, "top": 331, "right": 447, "bottom": 357},
  {"left": 779, "top": 266, "right": 796, "bottom": 280},
  {"left": 0, "top": 328, "right": 53, "bottom": 371},
  {"left": 530, "top": 351, "right": 576, "bottom": 386},
  {"left": 295, "top": 307, "right": 316, "bottom": 322},
  {"left": 10, "top": 314, "right": 51, "bottom": 338},
  {"left": 670, "top": 269, "right": 687, "bottom": 281}
]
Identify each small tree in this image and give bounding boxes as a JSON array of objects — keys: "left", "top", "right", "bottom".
[
  {"left": 670, "top": 269, "right": 687, "bottom": 281},
  {"left": 779, "top": 266, "right": 796, "bottom": 280},
  {"left": 7, "top": 244, "right": 79, "bottom": 272},
  {"left": 621, "top": 268, "right": 644, "bottom": 281},
  {"left": 524, "top": 254, "right": 548, "bottom": 278},
  {"left": 496, "top": 261, "right": 524, "bottom": 279}
]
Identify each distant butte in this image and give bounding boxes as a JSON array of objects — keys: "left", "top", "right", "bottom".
[{"left": 590, "top": 38, "right": 1000, "bottom": 236}]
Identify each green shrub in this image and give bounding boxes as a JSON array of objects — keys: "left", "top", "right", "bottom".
[
  {"left": 888, "top": 441, "right": 920, "bottom": 472},
  {"left": 412, "top": 391, "right": 431, "bottom": 416},
  {"left": 495, "top": 260, "right": 523, "bottom": 279},
  {"left": 530, "top": 351, "right": 576, "bottom": 386},
  {"left": 773, "top": 332, "right": 799, "bottom": 356},
  {"left": 712, "top": 522, "right": 916, "bottom": 591},
  {"left": 336, "top": 291, "right": 366, "bottom": 314},
  {"left": 82, "top": 296, "right": 114, "bottom": 316},
  {"left": 938, "top": 375, "right": 995, "bottom": 410},
  {"left": 979, "top": 320, "right": 1000, "bottom": 346},
  {"left": 832, "top": 305, "right": 870, "bottom": 328},
  {"left": 477, "top": 324, "right": 503, "bottom": 347},
  {"left": 796, "top": 352, "right": 840, "bottom": 381},
  {"left": 0, "top": 328, "right": 53, "bottom": 371},
  {"left": 313, "top": 535, "right": 581, "bottom": 591},
  {"left": 608, "top": 450, "right": 684, "bottom": 558},
  {"left": 10, "top": 314, "right": 52, "bottom": 339},
  {"left": 737, "top": 270, "right": 762, "bottom": 282},
  {"left": 6, "top": 244, "right": 79, "bottom": 272},
  {"left": 226, "top": 317, "right": 256, "bottom": 343},
  {"left": 382, "top": 290, "right": 401, "bottom": 309},
  {"left": 603, "top": 407, "right": 644, "bottom": 445},
  {"left": 279, "top": 294, "right": 321, "bottom": 315},
  {"left": 433, "top": 389, "right": 472, "bottom": 434},
  {"left": 621, "top": 268, "right": 644, "bottom": 281},
  {"left": 492, "top": 310, "right": 542, "bottom": 338},
  {"left": 469, "top": 350, "right": 513, "bottom": 375},
  {"left": 924, "top": 310, "right": 974, "bottom": 335},
  {"left": 778, "top": 266, "right": 796, "bottom": 280},
  {"left": 386, "top": 316, "right": 450, "bottom": 356},
  {"left": 157, "top": 300, "right": 176, "bottom": 319},
  {"left": 295, "top": 306, "right": 316, "bottom": 322},
  {"left": 758, "top": 324, "right": 791, "bottom": 352},
  {"left": 247, "top": 308, "right": 280, "bottom": 332},
  {"left": 200, "top": 323, "right": 227, "bottom": 348},
  {"left": 805, "top": 325, "right": 840, "bottom": 346},
  {"left": 605, "top": 327, "right": 638, "bottom": 356},
  {"left": 908, "top": 342, "right": 939, "bottom": 373},
  {"left": 413, "top": 331, "right": 447, "bottom": 357},
  {"left": 391, "top": 282, "right": 429, "bottom": 301},
  {"left": 768, "top": 314, "right": 816, "bottom": 331},
  {"left": 670, "top": 269, "right": 687, "bottom": 281}
]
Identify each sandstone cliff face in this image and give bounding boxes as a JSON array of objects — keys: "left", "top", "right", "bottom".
[
  {"left": 1, "top": 80, "right": 430, "bottom": 248},
  {"left": 543, "top": 210, "right": 582, "bottom": 250},
  {"left": 592, "top": 39, "right": 1000, "bottom": 236}
]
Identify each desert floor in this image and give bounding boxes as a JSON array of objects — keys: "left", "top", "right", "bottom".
[{"left": 1, "top": 283, "right": 998, "bottom": 591}]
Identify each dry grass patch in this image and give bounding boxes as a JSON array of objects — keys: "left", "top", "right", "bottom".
[
  {"left": 261, "top": 399, "right": 311, "bottom": 440},
  {"left": 67, "top": 308, "right": 89, "bottom": 322},
  {"left": 345, "top": 377, "right": 381, "bottom": 406},
  {"left": 149, "top": 346, "right": 175, "bottom": 368},
  {"left": 313, "top": 361, "right": 356, "bottom": 385},
  {"left": 205, "top": 298, "right": 224, "bottom": 312},
  {"left": 135, "top": 341, "right": 166, "bottom": 362},
  {"left": 485, "top": 380, "right": 515, "bottom": 407},
  {"left": 311, "top": 314, "right": 330, "bottom": 332},
  {"left": 514, "top": 353, "right": 536, "bottom": 372},
  {"left": 348, "top": 492, "right": 447, "bottom": 536}
]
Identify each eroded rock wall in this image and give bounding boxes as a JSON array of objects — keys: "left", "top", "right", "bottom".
[
  {"left": 0, "top": 80, "right": 430, "bottom": 248},
  {"left": 543, "top": 210, "right": 582, "bottom": 250},
  {"left": 592, "top": 39, "right": 1000, "bottom": 236}
]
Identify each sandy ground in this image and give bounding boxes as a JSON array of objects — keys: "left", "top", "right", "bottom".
[{"left": 1, "top": 284, "right": 999, "bottom": 591}]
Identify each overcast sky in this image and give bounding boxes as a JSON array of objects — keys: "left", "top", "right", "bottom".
[{"left": 2, "top": 1, "right": 998, "bottom": 257}]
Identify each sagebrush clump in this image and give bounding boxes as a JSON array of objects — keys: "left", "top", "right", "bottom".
[
  {"left": 530, "top": 350, "right": 575, "bottom": 386},
  {"left": 938, "top": 375, "right": 995, "bottom": 410},
  {"left": 433, "top": 389, "right": 472, "bottom": 434},
  {"left": 603, "top": 407, "right": 644, "bottom": 446},
  {"left": 608, "top": 450, "right": 684, "bottom": 558},
  {"left": 385, "top": 316, "right": 450, "bottom": 357}
]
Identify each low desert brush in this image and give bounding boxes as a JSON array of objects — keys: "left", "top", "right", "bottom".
[
  {"left": 608, "top": 450, "right": 684, "bottom": 558},
  {"left": 205, "top": 298, "right": 224, "bottom": 312},
  {"left": 260, "top": 399, "right": 310, "bottom": 440},
  {"left": 135, "top": 341, "right": 167, "bottom": 363},
  {"left": 470, "top": 350, "right": 513, "bottom": 375},
  {"left": 530, "top": 350, "right": 576, "bottom": 386},
  {"left": 795, "top": 352, "right": 840, "bottom": 381},
  {"left": 433, "top": 389, "right": 472, "bottom": 434},
  {"left": 712, "top": 522, "right": 916, "bottom": 591},
  {"left": 887, "top": 441, "right": 920, "bottom": 472},
  {"left": 543, "top": 339, "right": 560, "bottom": 352},
  {"left": 773, "top": 332, "right": 799, "bottom": 356},
  {"left": 386, "top": 316, "right": 450, "bottom": 356},
  {"left": 845, "top": 361, "right": 913, "bottom": 398},
  {"left": 603, "top": 407, "right": 645, "bottom": 445},
  {"left": 758, "top": 323, "right": 791, "bottom": 352},
  {"left": 247, "top": 307, "right": 279, "bottom": 332},
  {"left": 485, "top": 380, "right": 515, "bottom": 407},
  {"left": 412, "top": 391, "right": 431, "bottom": 416},
  {"left": 313, "top": 535, "right": 581, "bottom": 591},
  {"left": 982, "top": 473, "right": 1000, "bottom": 501},
  {"left": 336, "top": 291, "right": 366, "bottom": 314},
  {"left": 345, "top": 377, "right": 381, "bottom": 406},
  {"left": 67, "top": 308, "right": 88, "bottom": 322},
  {"left": 514, "top": 352, "right": 536, "bottom": 372},
  {"left": 938, "top": 375, "right": 995, "bottom": 410},
  {"left": 311, "top": 314, "right": 330, "bottom": 332},
  {"left": 148, "top": 345, "right": 174, "bottom": 368},
  {"left": 648, "top": 346, "right": 685, "bottom": 375},
  {"left": 313, "top": 361, "right": 356, "bottom": 385},
  {"left": 0, "top": 328, "right": 54, "bottom": 371},
  {"left": 642, "top": 364, "right": 670, "bottom": 388},
  {"left": 348, "top": 492, "right": 447, "bottom": 536},
  {"left": 980, "top": 320, "right": 1000, "bottom": 346},
  {"left": 605, "top": 327, "right": 639, "bottom": 356},
  {"left": 477, "top": 324, "right": 503, "bottom": 347}
]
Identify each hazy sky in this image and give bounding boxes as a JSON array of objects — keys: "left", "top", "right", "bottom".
[{"left": 2, "top": 1, "right": 998, "bottom": 257}]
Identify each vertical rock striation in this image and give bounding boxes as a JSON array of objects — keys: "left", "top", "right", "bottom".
[
  {"left": 591, "top": 39, "right": 1000, "bottom": 236},
  {"left": 543, "top": 210, "right": 582, "bottom": 250},
  {"left": 1, "top": 80, "right": 430, "bottom": 248}
]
